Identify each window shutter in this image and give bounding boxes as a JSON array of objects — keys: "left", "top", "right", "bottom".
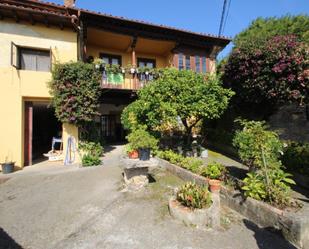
[{"left": 11, "top": 42, "right": 20, "bottom": 69}]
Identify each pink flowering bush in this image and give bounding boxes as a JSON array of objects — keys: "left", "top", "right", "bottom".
[
  {"left": 49, "top": 62, "right": 101, "bottom": 125},
  {"left": 224, "top": 35, "right": 309, "bottom": 106}
]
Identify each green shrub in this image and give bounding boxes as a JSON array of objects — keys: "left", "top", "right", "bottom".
[
  {"left": 49, "top": 62, "right": 101, "bottom": 125},
  {"left": 82, "top": 154, "right": 102, "bottom": 167},
  {"left": 242, "top": 170, "right": 295, "bottom": 208},
  {"left": 157, "top": 150, "right": 204, "bottom": 174},
  {"left": 180, "top": 157, "right": 204, "bottom": 174},
  {"left": 242, "top": 172, "right": 267, "bottom": 200},
  {"left": 176, "top": 182, "right": 212, "bottom": 209},
  {"left": 233, "top": 120, "right": 296, "bottom": 208},
  {"left": 281, "top": 141, "right": 309, "bottom": 176},
  {"left": 126, "top": 128, "right": 158, "bottom": 151},
  {"left": 79, "top": 141, "right": 103, "bottom": 167},
  {"left": 157, "top": 150, "right": 184, "bottom": 165},
  {"left": 200, "top": 161, "right": 226, "bottom": 180},
  {"left": 233, "top": 120, "right": 283, "bottom": 170}
]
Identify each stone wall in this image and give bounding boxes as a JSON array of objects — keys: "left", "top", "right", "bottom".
[{"left": 269, "top": 104, "right": 309, "bottom": 142}]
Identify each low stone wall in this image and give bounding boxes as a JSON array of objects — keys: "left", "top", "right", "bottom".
[
  {"left": 157, "top": 157, "right": 309, "bottom": 249},
  {"left": 169, "top": 193, "right": 220, "bottom": 229}
]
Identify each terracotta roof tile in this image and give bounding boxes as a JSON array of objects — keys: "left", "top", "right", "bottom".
[{"left": 1, "top": 0, "right": 231, "bottom": 41}]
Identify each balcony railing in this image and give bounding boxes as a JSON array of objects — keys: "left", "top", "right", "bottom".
[{"left": 100, "top": 72, "right": 153, "bottom": 90}]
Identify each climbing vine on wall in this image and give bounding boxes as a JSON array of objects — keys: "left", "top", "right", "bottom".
[{"left": 49, "top": 61, "right": 101, "bottom": 125}]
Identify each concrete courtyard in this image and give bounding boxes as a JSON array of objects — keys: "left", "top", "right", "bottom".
[{"left": 0, "top": 146, "right": 297, "bottom": 249}]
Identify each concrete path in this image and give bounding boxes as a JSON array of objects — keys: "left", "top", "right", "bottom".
[{"left": 0, "top": 145, "right": 297, "bottom": 249}]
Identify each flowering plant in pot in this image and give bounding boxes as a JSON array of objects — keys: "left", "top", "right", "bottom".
[
  {"left": 200, "top": 161, "right": 226, "bottom": 192},
  {"left": 126, "top": 128, "right": 158, "bottom": 161},
  {"left": 125, "top": 144, "right": 139, "bottom": 159},
  {"left": 1, "top": 157, "right": 15, "bottom": 174},
  {"left": 176, "top": 182, "right": 212, "bottom": 209}
]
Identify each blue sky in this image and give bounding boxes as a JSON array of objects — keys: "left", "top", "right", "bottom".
[{"left": 50, "top": 0, "right": 309, "bottom": 58}]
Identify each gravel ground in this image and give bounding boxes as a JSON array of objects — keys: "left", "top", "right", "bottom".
[{"left": 0, "top": 145, "right": 297, "bottom": 249}]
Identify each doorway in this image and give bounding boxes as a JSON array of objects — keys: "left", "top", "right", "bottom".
[
  {"left": 24, "top": 101, "right": 62, "bottom": 166},
  {"left": 101, "top": 114, "right": 126, "bottom": 143}
]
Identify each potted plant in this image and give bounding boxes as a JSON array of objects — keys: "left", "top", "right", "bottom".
[
  {"left": 1, "top": 157, "right": 15, "bottom": 174},
  {"left": 125, "top": 144, "right": 139, "bottom": 159},
  {"left": 126, "top": 128, "right": 158, "bottom": 161},
  {"left": 169, "top": 182, "right": 218, "bottom": 228},
  {"left": 200, "top": 161, "right": 226, "bottom": 193}
]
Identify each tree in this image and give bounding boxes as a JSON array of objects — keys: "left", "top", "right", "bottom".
[
  {"left": 234, "top": 15, "right": 309, "bottom": 48},
  {"left": 121, "top": 68, "right": 234, "bottom": 146},
  {"left": 224, "top": 35, "right": 309, "bottom": 108}
]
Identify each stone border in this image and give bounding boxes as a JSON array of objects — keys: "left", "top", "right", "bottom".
[
  {"left": 156, "top": 157, "right": 309, "bottom": 249},
  {"left": 168, "top": 197, "right": 219, "bottom": 229}
]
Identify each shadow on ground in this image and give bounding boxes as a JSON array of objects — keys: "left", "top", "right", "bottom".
[
  {"left": 0, "top": 227, "right": 23, "bottom": 249},
  {"left": 225, "top": 165, "right": 248, "bottom": 179},
  {"left": 104, "top": 144, "right": 121, "bottom": 153},
  {"left": 243, "top": 220, "right": 297, "bottom": 249},
  {"left": 291, "top": 184, "right": 309, "bottom": 203}
]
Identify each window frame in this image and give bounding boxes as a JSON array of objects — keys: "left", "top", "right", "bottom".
[
  {"left": 195, "top": 55, "right": 201, "bottom": 73},
  {"left": 19, "top": 47, "right": 51, "bottom": 72},
  {"left": 178, "top": 53, "right": 184, "bottom": 70},
  {"left": 202, "top": 56, "right": 207, "bottom": 73},
  {"left": 100, "top": 53, "right": 122, "bottom": 66},
  {"left": 11, "top": 43, "right": 52, "bottom": 71},
  {"left": 137, "top": 58, "right": 156, "bottom": 68}
]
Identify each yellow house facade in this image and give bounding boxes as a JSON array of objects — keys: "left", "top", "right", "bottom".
[{"left": 0, "top": 0, "right": 230, "bottom": 169}]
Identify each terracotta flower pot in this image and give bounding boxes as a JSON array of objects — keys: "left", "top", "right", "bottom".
[
  {"left": 128, "top": 150, "right": 139, "bottom": 159},
  {"left": 208, "top": 179, "right": 221, "bottom": 193}
]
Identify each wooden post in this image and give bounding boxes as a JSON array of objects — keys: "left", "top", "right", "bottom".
[
  {"left": 24, "top": 102, "right": 33, "bottom": 166},
  {"left": 131, "top": 36, "right": 137, "bottom": 89},
  {"left": 78, "top": 19, "right": 87, "bottom": 62}
]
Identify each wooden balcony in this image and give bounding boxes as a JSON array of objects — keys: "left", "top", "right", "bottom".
[{"left": 100, "top": 73, "right": 153, "bottom": 91}]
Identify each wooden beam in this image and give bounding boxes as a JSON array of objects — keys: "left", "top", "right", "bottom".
[
  {"left": 126, "top": 36, "right": 138, "bottom": 52},
  {"left": 131, "top": 36, "right": 138, "bottom": 49}
]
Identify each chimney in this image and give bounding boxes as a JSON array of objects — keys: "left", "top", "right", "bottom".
[{"left": 64, "top": 0, "right": 76, "bottom": 8}]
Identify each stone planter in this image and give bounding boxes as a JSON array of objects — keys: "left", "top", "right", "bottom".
[
  {"left": 169, "top": 196, "right": 220, "bottom": 229},
  {"left": 158, "top": 157, "right": 309, "bottom": 248}
]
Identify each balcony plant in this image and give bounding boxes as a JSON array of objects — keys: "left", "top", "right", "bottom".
[
  {"left": 126, "top": 127, "right": 158, "bottom": 161},
  {"left": 1, "top": 157, "right": 15, "bottom": 174}
]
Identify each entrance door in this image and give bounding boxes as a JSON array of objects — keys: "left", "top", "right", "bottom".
[
  {"left": 24, "top": 101, "right": 62, "bottom": 166},
  {"left": 101, "top": 114, "right": 126, "bottom": 143}
]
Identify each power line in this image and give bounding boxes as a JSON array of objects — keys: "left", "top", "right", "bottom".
[
  {"left": 218, "top": 0, "right": 227, "bottom": 36},
  {"left": 218, "top": 0, "right": 231, "bottom": 36},
  {"left": 222, "top": 0, "right": 231, "bottom": 35}
]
